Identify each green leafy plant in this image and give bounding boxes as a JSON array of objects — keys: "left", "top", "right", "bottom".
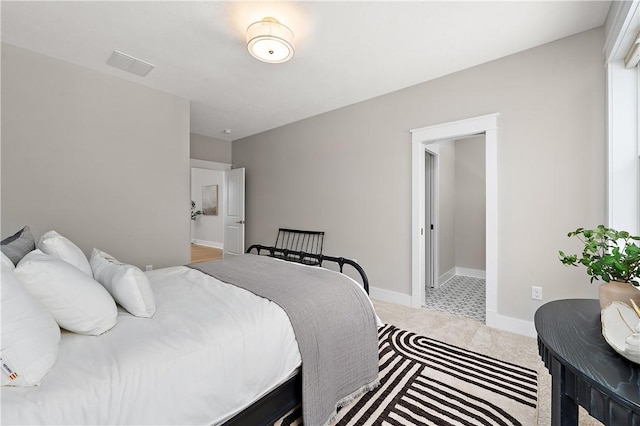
[
  {"left": 191, "top": 200, "right": 202, "bottom": 221},
  {"left": 559, "top": 225, "right": 640, "bottom": 285}
]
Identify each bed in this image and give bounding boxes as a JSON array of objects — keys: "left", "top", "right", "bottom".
[{"left": 1, "top": 228, "right": 379, "bottom": 426}]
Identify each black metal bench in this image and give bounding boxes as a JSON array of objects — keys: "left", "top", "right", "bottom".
[
  {"left": 274, "top": 228, "right": 324, "bottom": 260},
  {"left": 245, "top": 245, "right": 369, "bottom": 294}
]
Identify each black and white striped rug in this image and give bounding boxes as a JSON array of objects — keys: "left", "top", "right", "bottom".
[{"left": 276, "top": 324, "right": 537, "bottom": 426}]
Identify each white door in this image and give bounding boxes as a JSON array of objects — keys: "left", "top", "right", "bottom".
[
  {"left": 223, "top": 168, "right": 245, "bottom": 257},
  {"left": 424, "top": 144, "right": 440, "bottom": 290},
  {"left": 425, "top": 152, "right": 434, "bottom": 288}
]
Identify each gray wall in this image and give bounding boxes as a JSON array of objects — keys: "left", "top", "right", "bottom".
[
  {"left": 1, "top": 43, "right": 191, "bottom": 269},
  {"left": 437, "top": 140, "right": 456, "bottom": 275},
  {"left": 190, "top": 133, "right": 232, "bottom": 164},
  {"left": 437, "top": 136, "right": 486, "bottom": 276},
  {"left": 233, "top": 28, "right": 605, "bottom": 322},
  {"left": 454, "top": 136, "right": 486, "bottom": 271}
]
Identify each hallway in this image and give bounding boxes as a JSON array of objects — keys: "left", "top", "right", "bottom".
[{"left": 424, "top": 275, "right": 485, "bottom": 322}]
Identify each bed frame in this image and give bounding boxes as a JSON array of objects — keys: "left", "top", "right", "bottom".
[
  {"left": 245, "top": 244, "right": 369, "bottom": 293},
  {"left": 222, "top": 246, "right": 370, "bottom": 425},
  {"left": 274, "top": 228, "right": 325, "bottom": 263}
]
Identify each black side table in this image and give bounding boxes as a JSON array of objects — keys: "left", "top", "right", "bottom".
[{"left": 535, "top": 299, "right": 640, "bottom": 426}]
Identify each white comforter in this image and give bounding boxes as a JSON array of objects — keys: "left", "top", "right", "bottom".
[{"left": 1, "top": 266, "right": 302, "bottom": 425}]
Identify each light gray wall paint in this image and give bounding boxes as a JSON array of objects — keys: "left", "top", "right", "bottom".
[
  {"left": 233, "top": 28, "right": 605, "bottom": 322},
  {"left": 190, "top": 133, "right": 232, "bottom": 164},
  {"left": 437, "top": 136, "right": 485, "bottom": 276},
  {"left": 438, "top": 140, "right": 456, "bottom": 275},
  {"left": 1, "top": 43, "right": 190, "bottom": 269},
  {"left": 454, "top": 136, "right": 486, "bottom": 271}
]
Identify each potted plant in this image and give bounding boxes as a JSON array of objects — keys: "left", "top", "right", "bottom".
[
  {"left": 191, "top": 200, "right": 202, "bottom": 221},
  {"left": 559, "top": 225, "right": 640, "bottom": 308}
]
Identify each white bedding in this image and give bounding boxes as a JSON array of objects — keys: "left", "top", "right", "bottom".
[{"left": 1, "top": 265, "right": 302, "bottom": 425}]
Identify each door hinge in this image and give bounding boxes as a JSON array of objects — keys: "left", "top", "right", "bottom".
[{"left": 430, "top": 224, "right": 434, "bottom": 230}]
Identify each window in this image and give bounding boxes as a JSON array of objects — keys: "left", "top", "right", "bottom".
[{"left": 605, "top": 1, "right": 640, "bottom": 233}]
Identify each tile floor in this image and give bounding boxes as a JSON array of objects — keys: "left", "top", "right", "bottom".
[{"left": 424, "top": 275, "right": 486, "bottom": 322}]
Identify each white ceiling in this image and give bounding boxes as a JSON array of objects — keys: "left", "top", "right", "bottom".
[{"left": 1, "top": 1, "right": 611, "bottom": 141}]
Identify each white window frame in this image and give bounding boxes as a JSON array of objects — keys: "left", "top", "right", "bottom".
[{"left": 605, "top": 0, "right": 640, "bottom": 234}]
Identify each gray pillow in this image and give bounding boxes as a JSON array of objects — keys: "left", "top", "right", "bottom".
[{"left": 1, "top": 226, "right": 36, "bottom": 265}]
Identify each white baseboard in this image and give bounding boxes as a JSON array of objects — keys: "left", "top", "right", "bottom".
[
  {"left": 438, "top": 267, "right": 456, "bottom": 286},
  {"left": 372, "top": 289, "right": 536, "bottom": 337},
  {"left": 456, "top": 267, "right": 486, "bottom": 279},
  {"left": 370, "top": 286, "right": 413, "bottom": 307},
  {"left": 486, "top": 309, "right": 536, "bottom": 338},
  {"left": 438, "top": 267, "right": 486, "bottom": 286},
  {"left": 191, "top": 239, "right": 223, "bottom": 249}
]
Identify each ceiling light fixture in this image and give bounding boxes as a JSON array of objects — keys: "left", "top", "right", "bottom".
[{"left": 246, "top": 17, "right": 294, "bottom": 64}]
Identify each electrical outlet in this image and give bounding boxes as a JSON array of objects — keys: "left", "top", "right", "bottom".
[
  {"left": 145, "top": 265, "right": 153, "bottom": 271},
  {"left": 531, "top": 286, "right": 543, "bottom": 300}
]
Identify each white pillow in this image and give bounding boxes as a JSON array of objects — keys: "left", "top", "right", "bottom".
[
  {"left": 1, "top": 251, "right": 15, "bottom": 271},
  {"left": 15, "top": 250, "right": 117, "bottom": 335},
  {"left": 1, "top": 267, "right": 60, "bottom": 387},
  {"left": 90, "top": 249, "right": 156, "bottom": 318},
  {"left": 37, "top": 230, "right": 92, "bottom": 277}
]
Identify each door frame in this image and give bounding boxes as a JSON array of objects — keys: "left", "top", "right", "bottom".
[{"left": 410, "top": 113, "right": 499, "bottom": 327}]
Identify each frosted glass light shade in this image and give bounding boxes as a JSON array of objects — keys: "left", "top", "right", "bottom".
[{"left": 247, "top": 17, "right": 295, "bottom": 64}]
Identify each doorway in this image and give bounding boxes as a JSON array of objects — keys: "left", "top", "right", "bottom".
[
  {"left": 423, "top": 136, "right": 486, "bottom": 321},
  {"left": 411, "top": 114, "right": 499, "bottom": 328},
  {"left": 189, "top": 160, "right": 245, "bottom": 261},
  {"left": 191, "top": 167, "right": 225, "bottom": 249}
]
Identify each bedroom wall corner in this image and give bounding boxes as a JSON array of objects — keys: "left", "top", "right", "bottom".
[
  {"left": 1, "top": 43, "right": 191, "bottom": 269},
  {"left": 190, "top": 133, "right": 232, "bottom": 164},
  {"left": 232, "top": 27, "right": 605, "bottom": 325}
]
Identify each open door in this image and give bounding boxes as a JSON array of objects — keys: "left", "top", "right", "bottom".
[
  {"left": 223, "top": 168, "right": 245, "bottom": 257},
  {"left": 424, "top": 144, "right": 439, "bottom": 290},
  {"left": 425, "top": 151, "right": 434, "bottom": 289}
]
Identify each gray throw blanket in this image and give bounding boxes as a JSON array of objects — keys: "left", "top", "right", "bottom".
[{"left": 189, "top": 254, "right": 379, "bottom": 426}]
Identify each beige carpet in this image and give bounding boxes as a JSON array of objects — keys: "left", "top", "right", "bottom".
[{"left": 371, "top": 299, "right": 604, "bottom": 426}]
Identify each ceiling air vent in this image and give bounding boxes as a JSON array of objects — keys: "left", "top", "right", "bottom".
[{"left": 106, "top": 50, "right": 155, "bottom": 77}]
